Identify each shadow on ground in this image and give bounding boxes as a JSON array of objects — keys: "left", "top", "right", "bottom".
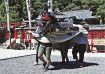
[{"left": 49, "top": 61, "right": 99, "bottom": 70}]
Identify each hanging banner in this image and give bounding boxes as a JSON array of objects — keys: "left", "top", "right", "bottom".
[
  {"left": 47, "top": 0, "right": 52, "bottom": 12},
  {"left": 26, "top": 0, "right": 32, "bottom": 28},
  {"left": 4, "top": 0, "right": 10, "bottom": 31}
]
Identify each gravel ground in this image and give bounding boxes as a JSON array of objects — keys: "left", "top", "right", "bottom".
[{"left": 0, "top": 55, "right": 105, "bottom": 74}]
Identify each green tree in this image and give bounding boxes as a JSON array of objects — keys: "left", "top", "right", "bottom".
[
  {"left": 96, "top": 5, "right": 105, "bottom": 24},
  {"left": 0, "top": 2, "right": 5, "bottom": 22},
  {"left": 64, "top": 3, "right": 80, "bottom": 11},
  {"left": 0, "top": 0, "right": 105, "bottom": 24}
]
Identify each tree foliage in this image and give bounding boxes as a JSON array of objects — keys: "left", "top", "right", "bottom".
[{"left": 0, "top": 0, "right": 104, "bottom": 23}]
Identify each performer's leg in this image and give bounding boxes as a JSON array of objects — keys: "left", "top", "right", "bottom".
[
  {"left": 36, "top": 43, "right": 40, "bottom": 64},
  {"left": 60, "top": 49, "right": 65, "bottom": 64},
  {"left": 65, "top": 49, "right": 69, "bottom": 62},
  {"left": 72, "top": 44, "right": 78, "bottom": 61},
  {"left": 44, "top": 47, "right": 52, "bottom": 71},
  {"left": 78, "top": 44, "right": 86, "bottom": 68},
  {"left": 34, "top": 42, "right": 40, "bottom": 66},
  {"left": 38, "top": 45, "right": 47, "bottom": 66}
]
